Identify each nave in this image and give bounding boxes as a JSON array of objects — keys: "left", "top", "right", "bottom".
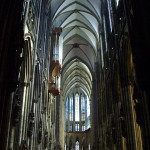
[{"left": 0, "top": 0, "right": 150, "bottom": 150}]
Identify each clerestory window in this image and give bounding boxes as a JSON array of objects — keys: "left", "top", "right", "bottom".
[
  {"left": 65, "top": 90, "right": 90, "bottom": 132},
  {"left": 75, "top": 93, "right": 79, "bottom": 121},
  {"left": 115, "top": 0, "right": 120, "bottom": 7},
  {"left": 69, "top": 96, "right": 73, "bottom": 121}
]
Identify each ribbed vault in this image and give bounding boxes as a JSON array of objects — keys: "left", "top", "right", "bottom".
[
  {"left": 51, "top": 0, "right": 101, "bottom": 98},
  {"left": 61, "top": 58, "right": 92, "bottom": 98}
]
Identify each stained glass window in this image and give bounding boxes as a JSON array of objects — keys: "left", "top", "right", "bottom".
[
  {"left": 75, "top": 141, "right": 79, "bottom": 150},
  {"left": 116, "top": 0, "right": 120, "bottom": 7},
  {"left": 87, "top": 96, "right": 90, "bottom": 117},
  {"left": 75, "top": 124, "right": 79, "bottom": 131},
  {"left": 69, "top": 96, "right": 73, "bottom": 121},
  {"left": 75, "top": 93, "right": 79, "bottom": 121},
  {"left": 66, "top": 97, "right": 68, "bottom": 120},
  {"left": 81, "top": 94, "right": 85, "bottom": 121},
  {"left": 87, "top": 96, "right": 90, "bottom": 129},
  {"left": 66, "top": 91, "right": 91, "bottom": 133},
  {"left": 107, "top": 0, "right": 113, "bottom": 32},
  {"left": 82, "top": 124, "right": 85, "bottom": 131},
  {"left": 69, "top": 124, "right": 72, "bottom": 131}
]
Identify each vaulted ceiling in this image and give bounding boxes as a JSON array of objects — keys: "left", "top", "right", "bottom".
[{"left": 50, "top": 0, "right": 101, "bottom": 98}]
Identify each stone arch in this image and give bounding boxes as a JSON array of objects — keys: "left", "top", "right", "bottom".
[
  {"left": 33, "top": 63, "right": 41, "bottom": 103},
  {"left": 23, "top": 35, "right": 34, "bottom": 84}
]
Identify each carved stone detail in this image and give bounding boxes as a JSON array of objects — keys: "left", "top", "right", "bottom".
[
  {"left": 27, "top": 112, "right": 35, "bottom": 137},
  {"left": 13, "top": 94, "right": 21, "bottom": 126}
]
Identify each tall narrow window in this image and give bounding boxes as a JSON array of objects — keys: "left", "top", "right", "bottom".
[
  {"left": 82, "top": 124, "right": 85, "bottom": 131},
  {"left": 87, "top": 96, "right": 90, "bottom": 129},
  {"left": 107, "top": 0, "right": 113, "bottom": 32},
  {"left": 75, "top": 141, "right": 79, "bottom": 150},
  {"left": 81, "top": 94, "right": 85, "bottom": 121},
  {"left": 69, "top": 124, "right": 72, "bottom": 132},
  {"left": 103, "top": 16, "right": 108, "bottom": 52},
  {"left": 66, "top": 97, "right": 68, "bottom": 120},
  {"left": 75, "top": 93, "right": 79, "bottom": 121},
  {"left": 115, "top": 0, "right": 120, "bottom": 7},
  {"left": 75, "top": 124, "right": 79, "bottom": 131},
  {"left": 69, "top": 96, "right": 73, "bottom": 121},
  {"left": 87, "top": 96, "right": 90, "bottom": 117},
  {"left": 59, "top": 34, "right": 63, "bottom": 64}
]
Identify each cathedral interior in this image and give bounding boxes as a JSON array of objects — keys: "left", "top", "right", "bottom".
[{"left": 0, "top": 0, "right": 150, "bottom": 150}]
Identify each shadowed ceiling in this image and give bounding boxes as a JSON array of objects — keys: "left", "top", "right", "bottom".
[{"left": 50, "top": 0, "right": 101, "bottom": 98}]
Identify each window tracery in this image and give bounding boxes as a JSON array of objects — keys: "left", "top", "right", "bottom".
[
  {"left": 65, "top": 90, "right": 90, "bottom": 132},
  {"left": 81, "top": 94, "right": 85, "bottom": 121},
  {"left": 69, "top": 96, "right": 73, "bottom": 121}
]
